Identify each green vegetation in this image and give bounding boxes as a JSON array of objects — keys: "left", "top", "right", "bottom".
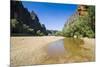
[
  {"left": 11, "top": 1, "right": 95, "bottom": 37},
  {"left": 11, "top": 19, "right": 35, "bottom": 36},
  {"left": 11, "top": 1, "right": 48, "bottom": 36},
  {"left": 11, "top": 19, "right": 46, "bottom": 36},
  {"left": 60, "top": 6, "right": 95, "bottom": 38},
  {"left": 36, "top": 30, "right": 44, "bottom": 36},
  {"left": 55, "top": 31, "right": 63, "bottom": 36}
]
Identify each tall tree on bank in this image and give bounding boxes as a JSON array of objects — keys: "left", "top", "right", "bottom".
[{"left": 62, "top": 5, "right": 95, "bottom": 38}]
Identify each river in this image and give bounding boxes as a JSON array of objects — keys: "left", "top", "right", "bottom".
[
  {"left": 11, "top": 37, "right": 95, "bottom": 66},
  {"left": 43, "top": 38, "right": 95, "bottom": 64}
]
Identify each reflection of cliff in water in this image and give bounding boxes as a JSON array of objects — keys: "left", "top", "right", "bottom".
[
  {"left": 44, "top": 38, "right": 94, "bottom": 63},
  {"left": 64, "top": 38, "right": 84, "bottom": 56},
  {"left": 47, "top": 38, "right": 84, "bottom": 57},
  {"left": 47, "top": 39, "right": 65, "bottom": 57}
]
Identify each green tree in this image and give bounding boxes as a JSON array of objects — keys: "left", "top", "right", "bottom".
[
  {"left": 36, "top": 30, "right": 44, "bottom": 36},
  {"left": 62, "top": 6, "right": 95, "bottom": 38}
]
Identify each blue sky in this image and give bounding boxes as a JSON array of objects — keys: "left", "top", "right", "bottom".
[{"left": 22, "top": 1, "right": 77, "bottom": 31}]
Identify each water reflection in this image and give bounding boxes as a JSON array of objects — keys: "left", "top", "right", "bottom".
[
  {"left": 46, "top": 38, "right": 94, "bottom": 63},
  {"left": 47, "top": 38, "right": 84, "bottom": 57},
  {"left": 64, "top": 38, "right": 84, "bottom": 56},
  {"left": 47, "top": 39, "right": 65, "bottom": 57}
]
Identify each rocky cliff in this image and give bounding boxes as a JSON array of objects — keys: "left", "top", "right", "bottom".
[
  {"left": 64, "top": 5, "right": 88, "bottom": 27},
  {"left": 11, "top": 0, "right": 48, "bottom": 36},
  {"left": 63, "top": 5, "right": 95, "bottom": 38}
]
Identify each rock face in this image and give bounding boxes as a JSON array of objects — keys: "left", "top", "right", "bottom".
[
  {"left": 64, "top": 5, "right": 88, "bottom": 27},
  {"left": 63, "top": 5, "right": 95, "bottom": 38},
  {"left": 11, "top": 0, "right": 48, "bottom": 36},
  {"left": 78, "top": 5, "right": 88, "bottom": 16}
]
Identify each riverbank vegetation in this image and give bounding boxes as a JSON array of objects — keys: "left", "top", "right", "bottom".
[
  {"left": 55, "top": 6, "right": 95, "bottom": 38},
  {"left": 11, "top": 1, "right": 95, "bottom": 38}
]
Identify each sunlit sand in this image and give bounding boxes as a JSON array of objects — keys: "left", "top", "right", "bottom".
[{"left": 11, "top": 36, "right": 95, "bottom": 66}]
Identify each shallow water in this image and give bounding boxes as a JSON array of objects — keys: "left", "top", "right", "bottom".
[
  {"left": 11, "top": 37, "right": 95, "bottom": 66},
  {"left": 47, "top": 38, "right": 84, "bottom": 56},
  {"left": 44, "top": 38, "right": 95, "bottom": 63},
  {"left": 47, "top": 39, "right": 65, "bottom": 57}
]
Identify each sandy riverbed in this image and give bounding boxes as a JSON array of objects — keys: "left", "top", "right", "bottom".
[
  {"left": 11, "top": 36, "right": 95, "bottom": 66},
  {"left": 11, "top": 36, "right": 65, "bottom": 66}
]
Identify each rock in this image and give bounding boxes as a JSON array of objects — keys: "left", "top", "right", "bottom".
[{"left": 10, "top": 0, "right": 48, "bottom": 36}]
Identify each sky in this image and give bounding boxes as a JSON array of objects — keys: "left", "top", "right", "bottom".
[{"left": 22, "top": 1, "right": 78, "bottom": 31}]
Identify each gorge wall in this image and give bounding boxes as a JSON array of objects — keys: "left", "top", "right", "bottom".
[
  {"left": 64, "top": 5, "right": 89, "bottom": 27},
  {"left": 11, "top": 0, "right": 48, "bottom": 36},
  {"left": 63, "top": 5, "right": 95, "bottom": 38}
]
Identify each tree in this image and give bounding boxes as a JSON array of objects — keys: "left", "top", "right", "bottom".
[
  {"left": 62, "top": 6, "right": 95, "bottom": 38},
  {"left": 87, "top": 6, "right": 95, "bottom": 33},
  {"left": 55, "top": 31, "right": 63, "bottom": 36},
  {"left": 11, "top": 19, "right": 23, "bottom": 34},
  {"left": 36, "top": 30, "right": 44, "bottom": 36}
]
